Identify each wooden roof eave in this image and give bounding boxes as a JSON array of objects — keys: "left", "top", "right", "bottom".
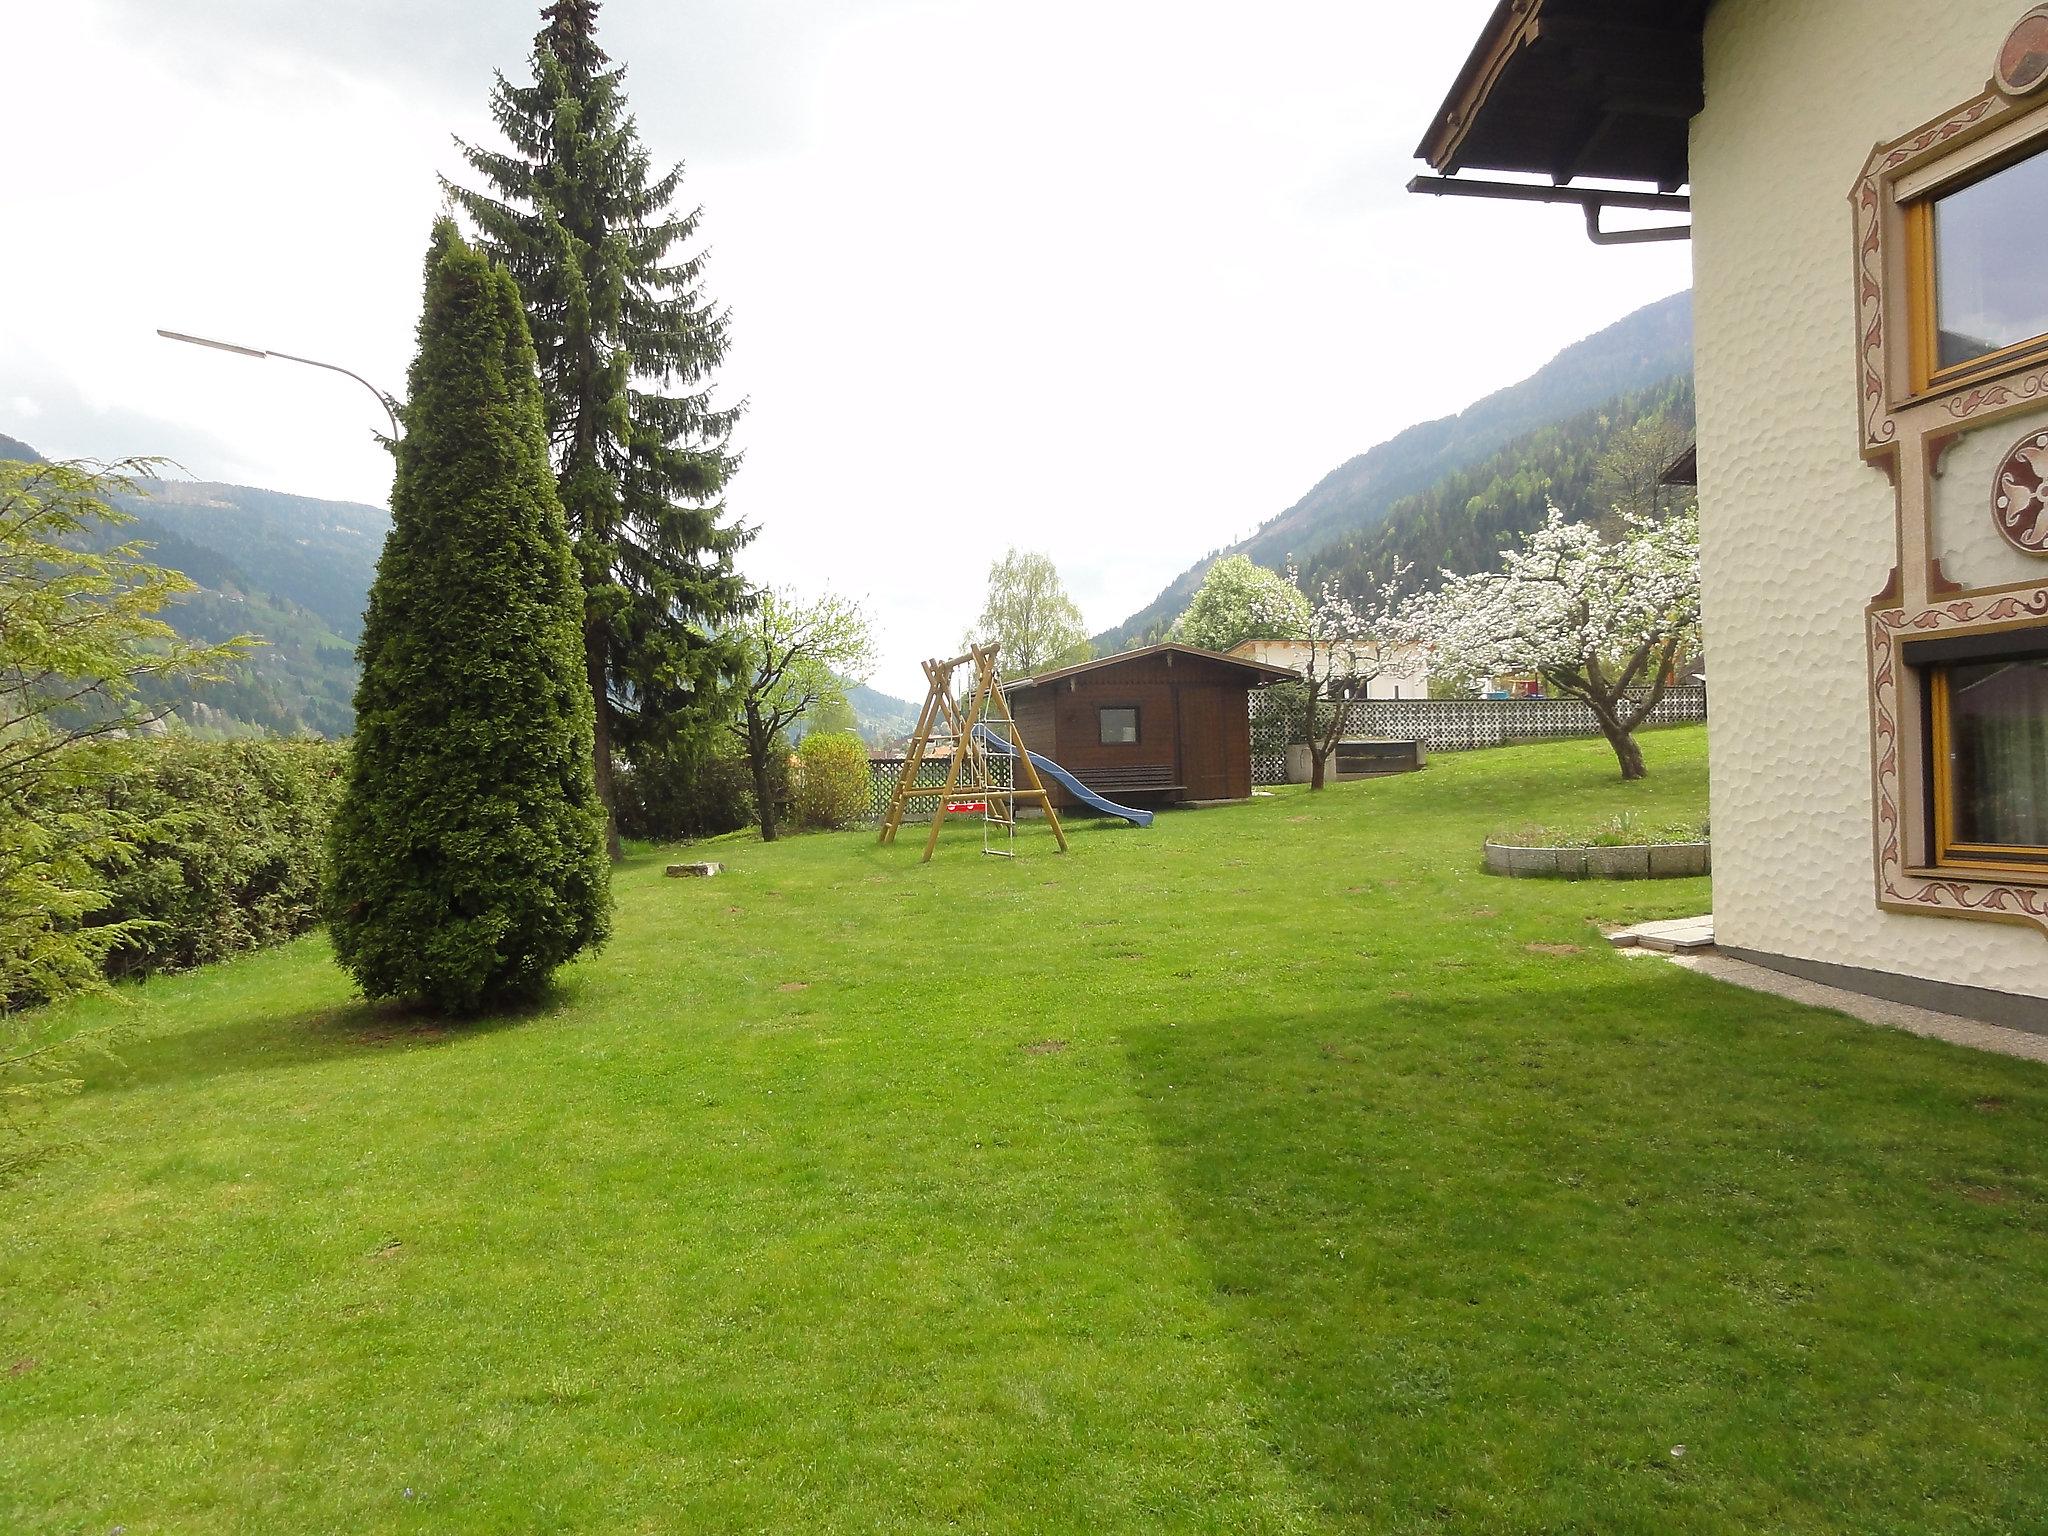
[
  {"left": 1415, "top": 0, "right": 1705, "bottom": 192},
  {"left": 1004, "top": 643, "right": 1302, "bottom": 694}
]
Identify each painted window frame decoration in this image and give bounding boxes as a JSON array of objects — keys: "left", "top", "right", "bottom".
[
  {"left": 1097, "top": 705, "right": 1140, "bottom": 746},
  {"left": 1855, "top": 17, "right": 2048, "bottom": 937}
]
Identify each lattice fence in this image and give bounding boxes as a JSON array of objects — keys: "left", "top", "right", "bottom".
[
  {"left": 1248, "top": 686, "right": 1707, "bottom": 784},
  {"left": 1250, "top": 691, "right": 1293, "bottom": 787},
  {"left": 866, "top": 754, "right": 1013, "bottom": 822}
]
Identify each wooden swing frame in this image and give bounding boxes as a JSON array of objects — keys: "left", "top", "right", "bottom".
[{"left": 876, "top": 643, "right": 1069, "bottom": 862}]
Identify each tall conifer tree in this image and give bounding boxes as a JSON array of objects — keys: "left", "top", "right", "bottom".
[
  {"left": 447, "top": 0, "right": 748, "bottom": 858},
  {"left": 326, "top": 221, "right": 610, "bottom": 1012}
]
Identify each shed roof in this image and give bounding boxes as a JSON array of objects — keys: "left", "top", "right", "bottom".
[
  {"left": 1005, "top": 643, "right": 1300, "bottom": 693},
  {"left": 1417, "top": 0, "right": 1706, "bottom": 190}
]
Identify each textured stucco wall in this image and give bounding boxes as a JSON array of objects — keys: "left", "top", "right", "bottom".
[{"left": 1692, "top": 0, "right": 2048, "bottom": 1000}]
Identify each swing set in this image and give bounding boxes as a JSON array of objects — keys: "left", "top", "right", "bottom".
[{"left": 877, "top": 643, "right": 1068, "bottom": 862}]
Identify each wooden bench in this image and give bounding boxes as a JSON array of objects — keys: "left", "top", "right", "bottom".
[
  {"left": 1079, "top": 764, "right": 1185, "bottom": 798},
  {"left": 1333, "top": 739, "right": 1425, "bottom": 778}
]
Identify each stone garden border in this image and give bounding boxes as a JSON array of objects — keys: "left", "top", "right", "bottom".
[{"left": 1482, "top": 840, "right": 1710, "bottom": 880}]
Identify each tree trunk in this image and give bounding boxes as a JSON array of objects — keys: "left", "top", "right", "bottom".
[
  {"left": 748, "top": 711, "right": 779, "bottom": 842},
  {"left": 586, "top": 621, "right": 622, "bottom": 861},
  {"left": 1593, "top": 708, "right": 1648, "bottom": 781},
  {"left": 1308, "top": 743, "right": 1328, "bottom": 790}
]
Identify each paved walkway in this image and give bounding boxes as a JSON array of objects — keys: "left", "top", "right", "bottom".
[{"left": 1625, "top": 949, "right": 2048, "bottom": 1065}]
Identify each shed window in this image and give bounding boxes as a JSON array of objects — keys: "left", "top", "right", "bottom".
[
  {"left": 1912, "top": 145, "right": 2048, "bottom": 386},
  {"left": 1928, "top": 648, "right": 2048, "bottom": 876},
  {"left": 1098, "top": 706, "right": 1139, "bottom": 745}
]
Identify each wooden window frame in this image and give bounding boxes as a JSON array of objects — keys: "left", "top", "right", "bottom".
[
  {"left": 1926, "top": 657, "right": 2048, "bottom": 882},
  {"left": 1905, "top": 144, "right": 2048, "bottom": 396},
  {"left": 1097, "top": 704, "right": 1140, "bottom": 747}
]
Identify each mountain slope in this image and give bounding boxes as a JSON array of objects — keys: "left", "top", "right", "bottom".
[
  {"left": 1305, "top": 376, "right": 1695, "bottom": 598},
  {"left": 846, "top": 683, "right": 919, "bottom": 741},
  {"left": 119, "top": 479, "right": 390, "bottom": 643},
  {"left": 1094, "top": 290, "right": 1693, "bottom": 652},
  {"left": 7, "top": 432, "right": 923, "bottom": 741}
]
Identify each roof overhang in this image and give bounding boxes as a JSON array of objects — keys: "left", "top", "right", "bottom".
[
  {"left": 1411, "top": 1, "right": 1707, "bottom": 241},
  {"left": 1005, "top": 643, "right": 1301, "bottom": 693},
  {"left": 1660, "top": 442, "right": 1698, "bottom": 487}
]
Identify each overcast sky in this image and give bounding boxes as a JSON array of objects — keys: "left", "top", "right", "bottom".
[{"left": 4, "top": 0, "right": 1690, "bottom": 699}]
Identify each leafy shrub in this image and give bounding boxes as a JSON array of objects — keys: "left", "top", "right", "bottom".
[
  {"left": 616, "top": 742, "right": 763, "bottom": 841},
  {"left": 795, "top": 732, "right": 871, "bottom": 830},
  {"left": 84, "top": 737, "right": 348, "bottom": 978}
]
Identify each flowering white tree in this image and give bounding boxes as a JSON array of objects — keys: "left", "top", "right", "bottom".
[
  {"left": 1401, "top": 505, "right": 1701, "bottom": 781},
  {"left": 1253, "top": 561, "right": 1409, "bottom": 790}
]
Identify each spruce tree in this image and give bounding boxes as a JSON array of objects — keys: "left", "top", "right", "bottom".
[
  {"left": 326, "top": 220, "right": 610, "bottom": 1012},
  {"left": 447, "top": 0, "right": 749, "bottom": 859}
]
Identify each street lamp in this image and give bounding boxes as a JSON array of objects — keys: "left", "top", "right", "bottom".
[{"left": 155, "top": 328, "right": 402, "bottom": 443}]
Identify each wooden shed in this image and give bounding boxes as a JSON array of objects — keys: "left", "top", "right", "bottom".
[{"left": 1004, "top": 644, "right": 1298, "bottom": 809}]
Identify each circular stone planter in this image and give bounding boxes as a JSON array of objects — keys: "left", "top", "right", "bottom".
[{"left": 1482, "top": 840, "right": 1710, "bottom": 880}]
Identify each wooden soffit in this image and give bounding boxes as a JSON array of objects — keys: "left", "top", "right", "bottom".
[{"left": 1418, "top": 0, "right": 1707, "bottom": 191}]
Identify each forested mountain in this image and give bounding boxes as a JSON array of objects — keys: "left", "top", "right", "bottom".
[
  {"left": 1093, "top": 290, "right": 1693, "bottom": 653},
  {"left": 8, "top": 430, "right": 922, "bottom": 740},
  {"left": 1303, "top": 377, "right": 1694, "bottom": 598},
  {"left": 3, "top": 434, "right": 386, "bottom": 736},
  {"left": 845, "top": 683, "right": 919, "bottom": 741},
  {"left": 127, "top": 479, "right": 390, "bottom": 644}
]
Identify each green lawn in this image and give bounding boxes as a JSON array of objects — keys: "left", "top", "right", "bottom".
[{"left": 5, "top": 725, "right": 2046, "bottom": 1534}]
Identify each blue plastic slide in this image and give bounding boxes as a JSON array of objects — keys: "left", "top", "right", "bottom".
[{"left": 973, "top": 725, "right": 1154, "bottom": 828}]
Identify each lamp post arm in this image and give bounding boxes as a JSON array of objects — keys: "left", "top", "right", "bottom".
[
  {"left": 263, "top": 350, "right": 402, "bottom": 443},
  {"left": 155, "top": 328, "right": 402, "bottom": 444}
]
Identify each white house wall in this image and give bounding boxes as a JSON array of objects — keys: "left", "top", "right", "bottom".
[{"left": 1693, "top": 0, "right": 2048, "bottom": 1000}]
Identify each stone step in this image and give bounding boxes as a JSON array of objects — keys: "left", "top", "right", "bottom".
[{"left": 1608, "top": 914, "right": 1716, "bottom": 953}]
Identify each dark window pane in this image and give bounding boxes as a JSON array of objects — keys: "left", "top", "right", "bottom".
[
  {"left": 1947, "top": 658, "right": 2048, "bottom": 848},
  {"left": 1934, "top": 150, "right": 2048, "bottom": 370},
  {"left": 1099, "top": 707, "right": 1138, "bottom": 745}
]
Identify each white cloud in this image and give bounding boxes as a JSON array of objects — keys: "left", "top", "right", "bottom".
[{"left": 5, "top": 1, "right": 1692, "bottom": 699}]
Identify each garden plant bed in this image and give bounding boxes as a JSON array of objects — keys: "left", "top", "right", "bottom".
[
  {"left": 1486, "top": 810, "right": 1710, "bottom": 880},
  {"left": 1484, "top": 838, "right": 1711, "bottom": 880}
]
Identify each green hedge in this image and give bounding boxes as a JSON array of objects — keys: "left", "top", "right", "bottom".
[
  {"left": 82, "top": 737, "right": 348, "bottom": 978},
  {"left": 616, "top": 740, "right": 788, "bottom": 842}
]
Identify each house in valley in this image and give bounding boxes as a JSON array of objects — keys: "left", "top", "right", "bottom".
[
  {"left": 1414, "top": 0, "right": 2048, "bottom": 1024},
  {"left": 1227, "top": 637, "right": 1432, "bottom": 700}
]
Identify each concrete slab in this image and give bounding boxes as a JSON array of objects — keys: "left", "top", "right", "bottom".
[
  {"left": 1641, "top": 950, "right": 2048, "bottom": 1066},
  {"left": 1609, "top": 915, "right": 1717, "bottom": 953}
]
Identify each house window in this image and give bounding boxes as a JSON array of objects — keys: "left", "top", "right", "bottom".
[
  {"left": 1910, "top": 144, "right": 2048, "bottom": 388},
  {"left": 1926, "top": 646, "right": 2048, "bottom": 876},
  {"left": 1098, "top": 706, "right": 1139, "bottom": 745}
]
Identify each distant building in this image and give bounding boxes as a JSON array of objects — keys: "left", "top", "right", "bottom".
[
  {"left": 1414, "top": 0, "right": 2048, "bottom": 1024},
  {"left": 1226, "top": 638, "right": 1431, "bottom": 700}
]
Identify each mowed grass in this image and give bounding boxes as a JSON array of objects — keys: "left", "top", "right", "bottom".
[{"left": 5, "top": 725, "right": 2047, "bottom": 1534}]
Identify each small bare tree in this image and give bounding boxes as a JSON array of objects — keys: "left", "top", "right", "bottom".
[
  {"left": 1589, "top": 416, "right": 1692, "bottom": 536},
  {"left": 727, "top": 589, "right": 878, "bottom": 841},
  {"left": 1253, "top": 562, "right": 1409, "bottom": 790}
]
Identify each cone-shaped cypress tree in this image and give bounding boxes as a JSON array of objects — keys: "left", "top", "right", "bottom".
[
  {"left": 326, "top": 219, "right": 610, "bottom": 1012},
  {"left": 446, "top": 0, "right": 750, "bottom": 861}
]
